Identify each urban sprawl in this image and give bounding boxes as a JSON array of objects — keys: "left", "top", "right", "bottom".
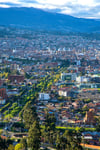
[{"left": 0, "top": 27, "right": 100, "bottom": 149}]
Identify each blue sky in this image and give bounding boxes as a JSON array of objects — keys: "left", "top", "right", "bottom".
[{"left": 0, "top": 0, "right": 100, "bottom": 19}]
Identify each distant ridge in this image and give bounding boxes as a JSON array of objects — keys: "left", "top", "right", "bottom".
[{"left": 0, "top": 7, "right": 100, "bottom": 32}]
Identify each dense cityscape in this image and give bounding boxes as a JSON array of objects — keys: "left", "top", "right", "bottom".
[{"left": 0, "top": 26, "right": 100, "bottom": 149}]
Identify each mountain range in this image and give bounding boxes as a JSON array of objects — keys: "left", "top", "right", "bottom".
[{"left": 0, "top": 7, "right": 100, "bottom": 32}]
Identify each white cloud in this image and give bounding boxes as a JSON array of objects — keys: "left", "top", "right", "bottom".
[
  {"left": 36, "top": 0, "right": 97, "bottom": 7},
  {"left": 0, "top": 0, "right": 20, "bottom": 4},
  {"left": 0, "top": 0, "right": 100, "bottom": 18},
  {"left": 0, "top": 4, "right": 10, "bottom": 7},
  {"left": 36, "top": 0, "right": 68, "bottom": 6},
  {"left": 19, "top": 2, "right": 57, "bottom": 9},
  {"left": 60, "top": 7, "right": 73, "bottom": 15},
  {"left": 77, "top": 0, "right": 94, "bottom": 6}
]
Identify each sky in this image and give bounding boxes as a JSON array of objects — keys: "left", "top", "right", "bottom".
[{"left": 0, "top": 0, "right": 100, "bottom": 19}]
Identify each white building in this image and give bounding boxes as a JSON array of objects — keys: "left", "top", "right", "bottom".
[
  {"left": 58, "top": 90, "right": 67, "bottom": 97},
  {"left": 39, "top": 93, "right": 50, "bottom": 101},
  {"left": 76, "top": 76, "right": 90, "bottom": 83},
  {"left": 58, "top": 87, "right": 71, "bottom": 97}
]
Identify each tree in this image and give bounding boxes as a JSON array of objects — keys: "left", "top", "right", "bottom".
[
  {"left": 25, "top": 72, "right": 31, "bottom": 79},
  {"left": 19, "top": 100, "right": 31, "bottom": 121},
  {"left": 15, "top": 143, "right": 24, "bottom": 150},
  {"left": 0, "top": 137, "right": 13, "bottom": 150},
  {"left": 22, "top": 101, "right": 38, "bottom": 129},
  {"left": 8, "top": 144, "right": 14, "bottom": 150},
  {"left": 96, "top": 116, "right": 100, "bottom": 132},
  {"left": 28, "top": 121, "right": 41, "bottom": 150},
  {"left": 45, "top": 112, "right": 56, "bottom": 132},
  {"left": 0, "top": 137, "right": 7, "bottom": 150},
  {"left": 63, "top": 130, "right": 83, "bottom": 150},
  {"left": 20, "top": 138, "right": 27, "bottom": 150},
  {"left": 56, "top": 132, "right": 66, "bottom": 150},
  {"left": 44, "top": 112, "right": 56, "bottom": 144}
]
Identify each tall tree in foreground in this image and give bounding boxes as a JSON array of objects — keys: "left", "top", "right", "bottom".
[
  {"left": 96, "top": 116, "right": 100, "bottom": 132},
  {"left": 23, "top": 101, "right": 38, "bottom": 129},
  {"left": 20, "top": 138, "right": 27, "bottom": 150},
  {"left": 43, "top": 112, "right": 56, "bottom": 144},
  {"left": 28, "top": 120, "right": 41, "bottom": 150},
  {"left": 56, "top": 132, "right": 66, "bottom": 150},
  {"left": 45, "top": 112, "right": 56, "bottom": 132},
  {"left": 0, "top": 137, "right": 7, "bottom": 150},
  {"left": 64, "top": 130, "right": 83, "bottom": 150}
]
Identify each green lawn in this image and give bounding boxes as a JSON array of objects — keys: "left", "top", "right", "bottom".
[{"left": 41, "top": 125, "right": 96, "bottom": 132}]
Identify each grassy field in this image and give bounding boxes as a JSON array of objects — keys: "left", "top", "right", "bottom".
[{"left": 41, "top": 125, "right": 96, "bottom": 132}]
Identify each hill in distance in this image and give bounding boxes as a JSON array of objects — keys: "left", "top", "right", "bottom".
[{"left": 0, "top": 7, "right": 100, "bottom": 32}]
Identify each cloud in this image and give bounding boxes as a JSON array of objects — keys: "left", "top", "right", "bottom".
[
  {"left": 58, "top": 2, "right": 100, "bottom": 19},
  {"left": 0, "top": 4, "right": 10, "bottom": 7},
  {"left": 0, "top": 0, "right": 100, "bottom": 18},
  {"left": 0, "top": 0, "right": 20, "bottom": 4}
]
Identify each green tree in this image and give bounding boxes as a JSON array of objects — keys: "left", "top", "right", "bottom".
[
  {"left": 25, "top": 72, "right": 31, "bottom": 79},
  {"left": 20, "top": 138, "right": 27, "bottom": 150},
  {"left": 15, "top": 143, "right": 24, "bottom": 150},
  {"left": 28, "top": 121, "right": 41, "bottom": 150},
  {"left": 0, "top": 137, "right": 12, "bottom": 150},
  {"left": 64, "top": 130, "right": 83, "bottom": 150},
  {"left": 56, "top": 132, "right": 66, "bottom": 150},
  {"left": 44, "top": 112, "right": 56, "bottom": 144},
  {"left": 23, "top": 105, "right": 38, "bottom": 129},
  {"left": 0, "top": 137, "right": 7, "bottom": 150},
  {"left": 21, "top": 101, "right": 38, "bottom": 129},
  {"left": 8, "top": 144, "right": 14, "bottom": 150},
  {"left": 45, "top": 113, "right": 56, "bottom": 132},
  {"left": 96, "top": 116, "right": 100, "bottom": 132}
]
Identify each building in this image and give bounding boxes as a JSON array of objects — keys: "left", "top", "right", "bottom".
[
  {"left": 7, "top": 89, "right": 19, "bottom": 96},
  {"left": 10, "top": 64, "right": 19, "bottom": 70},
  {"left": 0, "top": 88, "right": 7, "bottom": 104},
  {"left": 84, "top": 109, "right": 96, "bottom": 125},
  {"left": 0, "top": 97, "right": 6, "bottom": 104},
  {"left": 0, "top": 80, "right": 5, "bottom": 86},
  {"left": 8, "top": 75, "right": 24, "bottom": 83},
  {"left": 0, "top": 88, "right": 7, "bottom": 99},
  {"left": 58, "top": 87, "right": 71, "bottom": 97},
  {"left": 67, "top": 65, "right": 78, "bottom": 72},
  {"left": 61, "top": 73, "right": 77, "bottom": 81},
  {"left": 76, "top": 76, "right": 90, "bottom": 83},
  {"left": 39, "top": 93, "right": 50, "bottom": 101}
]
